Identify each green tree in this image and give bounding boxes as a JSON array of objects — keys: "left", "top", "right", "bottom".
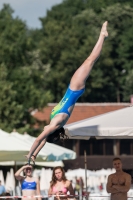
[
  {"left": 0, "top": 64, "right": 24, "bottom": 132},
  {"left": 39, "top": 2, "right": 133, "bottom": 102},
  {"left": 0, "top": 4, "right": 53, "bottom": 134},
  {"left": 123, "top": 70, "right": 133, "bottom": 102},
  {"left": 0, "top": 4, "right": 33, "bottom": 70}
]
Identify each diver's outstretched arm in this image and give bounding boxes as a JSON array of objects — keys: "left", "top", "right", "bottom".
[
  {"left": 27, "top": 139, "right": 47, "bottom": 162},
  {"left": 27, "top": 123, "right": 59, "bottom": 162}
]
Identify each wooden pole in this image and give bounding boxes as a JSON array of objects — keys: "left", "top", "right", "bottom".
[{"left": 84, "top": 150, "right": 88, "bottom": 199}]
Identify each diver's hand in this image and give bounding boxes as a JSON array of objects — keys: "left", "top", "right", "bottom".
[
  {"left": 25, "top": 155, "right": 29, "bottom": 159},
  {"left": 25, "top": 155, "right": 35, "bottom": 166},
  {"left": 24, "top": 155, "right": 31, "bottom": 165},
  {"left": 31, "top": 155, "right": 36, "bottom": 162}
]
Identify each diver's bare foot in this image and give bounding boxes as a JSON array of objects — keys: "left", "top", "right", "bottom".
[{"left": 100, "top": 21, "right": 108, "bottom": 38}]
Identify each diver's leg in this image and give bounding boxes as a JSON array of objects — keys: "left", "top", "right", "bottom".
[{"left": 70, "top": 21, "right": 108, "bottom": 90}]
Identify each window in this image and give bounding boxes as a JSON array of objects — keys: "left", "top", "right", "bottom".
[
  {"left": 59, "top": 139, "right": 74, "bottom": 150},
  {"left": 104, "top": 139, "right": 113, "bottom": 155},
  {"left": 93, "top": 139, "right": 103, "bottom": 155},
  {"left": 80, "top": 139, "right": 92, "bottom": 155},
  {"left": 80, "top": 138, "right": 114, "bottom": 155},
  {"left": 120, "top": 139, "right": 133, "bottom": 155}
]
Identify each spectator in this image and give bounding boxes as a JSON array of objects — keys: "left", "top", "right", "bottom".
[
  {"left": 48, "top": 166, "right": 75, "bottom": 200},
  {"left": 106, "top": 157, "right": 131, "bottom": 200},
  {"left": 15, "top": 164, "right": 41, "bottom": 200}
]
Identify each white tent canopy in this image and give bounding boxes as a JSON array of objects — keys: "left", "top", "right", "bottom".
[
  {"left": 65, "top": 106, "right": 133, "bottom": 139},
  {"left": 0, "top": 129, "right": 76, "bottom": 162},
  {"left": 11, "top": 132, "right": 76, "bottom": 161},
  {"left": 0, "top": 130, "right": 32, "bottom": 161}
]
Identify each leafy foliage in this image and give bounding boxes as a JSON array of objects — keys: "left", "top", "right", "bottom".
[
  {"left": 39, "top": 1, "right": 133, "bottom": 102},
  {"left": 0, "top": 5, "right": 53, "bottom": 134}
]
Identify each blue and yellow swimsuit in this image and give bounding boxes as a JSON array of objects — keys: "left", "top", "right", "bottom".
[{"left": 50, "top": 85, "right": 85, "bottom": 120}]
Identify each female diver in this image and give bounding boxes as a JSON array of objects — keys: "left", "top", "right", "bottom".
[{"left": 27, "top": 21, "right": 108, "bottom": 164}]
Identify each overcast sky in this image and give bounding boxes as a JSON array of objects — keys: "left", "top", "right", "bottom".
[{"left": 0, "top": 0, "right": 63, "bottom": 28}]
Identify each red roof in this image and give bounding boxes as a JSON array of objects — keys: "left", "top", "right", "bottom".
[{"left": 31, "top": 103, "right": 130, "bottom": 124}]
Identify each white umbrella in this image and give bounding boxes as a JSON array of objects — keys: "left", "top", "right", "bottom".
[
  {"left": 111, "top": 168, "right": 116, "bottom": 174},
  {"left": 45, "top": 168, "right": 52, "bottom": 189},
  {"left": 66, "top": 168, "right": 95, "bottom": 178},
  {"left": 87, "top": 176, "right": 92, "bottom": 187},
  {"left": 65, "top": 106, "right": 133, "bottom": 139},
  {"left": 99, "top": 175, "right": 106, "bottom": 184},
  {"left": 66, "top": 168, "right": 96, "bottom": 189},
  {"left": 0, "top": 130, "right": 26, "bottom": 161},
  {"left": 10, "top": 168, "right": 15, "bottom": 191},
  {"left": 10, "top": 131, "right": 76, "bottom": 161},
  {"left": 93, "top": 176, "right": 100, "bottom": 187},
  {"left": 33, "top": 168, "right": 52, "bottom": 187},
  {"left": 0, "top": 130, "right": 76, "bottom": 162},
  {"left": 95, "top": 168, "right": 111, "bottom": 176},
  {"left": 40, "top": 168, "right": 48, "bottom": 190},
  {"left": 0, "top": 170, "right": 5, "bottom": 186},
  {"left": 0, "top": 132, "right": 34, "bottom": 161},
  {"left": 33, "top": 169, "right": 40, "bottom": 178},
  {"left": 5, "top": 171, "right": 11, "bottom": 191},
  {"left": 89, "top": 176, "right": 96, "bottom": 188}
]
